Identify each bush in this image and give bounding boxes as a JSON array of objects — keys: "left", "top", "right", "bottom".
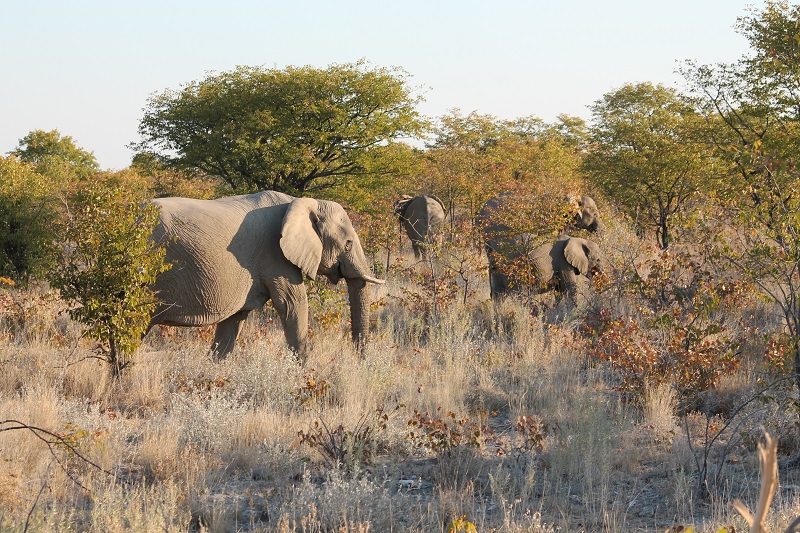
[
  {"left": 48, "top": 186, "right": 171, "bottom": 375},
  {"left": 0, "top": 156, "right": 60, "bottom": 283},
  {"left": 583, "top": 248, "right": 746, "bottom": 406}
]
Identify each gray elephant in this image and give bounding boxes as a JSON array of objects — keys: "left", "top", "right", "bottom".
[
  {"left": 572, "top": 195, "right": 600, "bottom": 233},
  {"left": 148, "top": 190, "right": 383, "bottom": 361},
  {"left": 487, "top": 236, "right": 604, "bottom": 303},
  {"left": 478, "top": 193, "right": 602, "bottom": 301},
  {"left": 394, "top": 194, "right": 446, "bottom": 259}
]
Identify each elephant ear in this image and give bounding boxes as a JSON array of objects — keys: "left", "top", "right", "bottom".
[
  {"left": 394, "top": 195, "right": 413, "bottom": 217},
  {"left": 280, "top": 197, "right": 323, "bottom": 279},
  {"left": 564, "top": 238, "right": 590, "bottom": 276}
]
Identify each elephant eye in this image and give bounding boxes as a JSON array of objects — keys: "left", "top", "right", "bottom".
[{"left": 345, "top": 240, "right": 353, "bottom": 252}]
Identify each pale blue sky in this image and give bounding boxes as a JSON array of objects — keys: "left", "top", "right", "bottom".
[{"left": 2, "top": 1, "right": 765, "bottom": 170}]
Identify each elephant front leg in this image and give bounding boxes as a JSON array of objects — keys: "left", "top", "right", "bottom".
[
  {"left": 489, "top": 267, "right": 511, "bottom": 301},
  {"left": 557, "top": 271, "right": 580, "bottom": 307},
  {"left": 412, "top": 241, "right": 424, "bottom": 260},
  {"left": 268, "top": 278, "right": 310, "bottom": 363},
  {"left": 211, "top": 310, "right": 250, "bottom": 360}
]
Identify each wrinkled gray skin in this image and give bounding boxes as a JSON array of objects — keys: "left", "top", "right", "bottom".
[
  {"left": 148, "top": 191, "right": 384, "bottom": 361},
  {"left": 394, "top": 194, "right": 446, "bottom": 259},
  {"left": 478, "top": 193, "right": 602, "bottom": 301}
]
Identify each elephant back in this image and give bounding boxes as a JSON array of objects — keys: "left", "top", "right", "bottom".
[
  {"left": 425, "top": 195, "right": 447, "bottom": 225},
  {"left": 151, "top": 193, "right": 291, "bottom": 326}
]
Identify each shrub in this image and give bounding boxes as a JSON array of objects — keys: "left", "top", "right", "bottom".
[
  {"left": 584, "top": 248, "right": 746, "bottom": 406},
  {"left": 294, "top": 370, "right": 399, "bottom": 471},
  {"left": 0, "top": 156, "right": 60, "bottom": 283},
  {"left": 407, "top": 407, "right": 495, "bottom": 455},
  {"left": 48, "top": 186, "right": 171, "bottom": 375}
]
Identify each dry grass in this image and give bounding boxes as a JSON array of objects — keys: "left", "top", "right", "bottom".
[{"left": 3, "top": 240, "right": 800, "bottom": 532}]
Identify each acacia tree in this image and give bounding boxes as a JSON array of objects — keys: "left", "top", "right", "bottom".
[
  {"left": 133, "top": 61, "right": 426, "bottom": 196},
  {"left": 683, "top": 0, "right": 800, "bottom": 394},
  {"left": 583, "top": 82, "right": 718, "bottom": 249}
]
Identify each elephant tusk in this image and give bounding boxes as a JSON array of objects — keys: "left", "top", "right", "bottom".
[{"left": 362, "top": 275, "right": 385, "bottom": 284}]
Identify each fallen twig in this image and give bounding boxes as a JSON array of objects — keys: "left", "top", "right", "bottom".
[{"left": 0, "top": 419, "right": 113, "bottom": 491}]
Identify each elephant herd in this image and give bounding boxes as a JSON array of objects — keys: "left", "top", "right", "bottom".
[{"left": 147, "top": 190, "right": 603, "bottom": 361}]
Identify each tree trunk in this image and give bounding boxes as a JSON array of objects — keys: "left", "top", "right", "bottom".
[{"left": 794, "top": 335, "right": 800, "bottom": 402}]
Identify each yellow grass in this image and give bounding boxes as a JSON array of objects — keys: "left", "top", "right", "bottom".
[{"left": 1, "top": 241, "right": 800, "bottom": 532}]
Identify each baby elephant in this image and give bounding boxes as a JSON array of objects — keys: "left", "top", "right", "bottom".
[
  {"left": 488, "top": 236, "right": 603, "bottom": 304},
  {"left": 394, "top": 194, "right": 446, "bottom": 259}
]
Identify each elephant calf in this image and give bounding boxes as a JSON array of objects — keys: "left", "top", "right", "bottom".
[
  {"left": 148, "top": 190, "right": 384, "bottom": 361},
  {"left": 394, "top": 194, "right": 446, "bottom": 259}
]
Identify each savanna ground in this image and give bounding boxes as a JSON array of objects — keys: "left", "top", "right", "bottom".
[{"left": 3, "top": 207, "right": 800, "bottom": 533}]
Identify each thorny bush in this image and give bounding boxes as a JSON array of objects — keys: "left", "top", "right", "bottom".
[
  {"left": 583, "top": 248, "right": 748, "bottom": 406},
  {"left": 294, "top": 369, "right": 399, "bottom": 471}
]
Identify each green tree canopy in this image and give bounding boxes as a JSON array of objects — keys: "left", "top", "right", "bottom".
[
  {"left": 682, "top": 0, "right": 800, "bottom": 201},
  {"left": 682, "top": 0, "right": 800, "bottom": 394},
  {"left": 14, "top": 129, "right": 98, "bottom": 178},
  {"left": 133, "top": 61, "right": 426, "bottom": 196},
  {"left": 583, "top": 82, "right": 718, "bottom": 249}
]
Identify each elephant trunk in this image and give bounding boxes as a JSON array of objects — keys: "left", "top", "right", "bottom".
[{"left": 346, "top": 277, "right": 370, "bottom": 349}]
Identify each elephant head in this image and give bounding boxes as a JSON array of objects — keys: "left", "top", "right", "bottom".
[
  {"left": 394, "top": 194, "right": 447, "bottom": 259},
  {"left": 280, "top": 197, "right": 383, "bottom": 347},
  {"left": 149, "top": 191, "right": 383, "bottom": 362},
  {"left": 553, "top": 236, "right": 604, "bottom": 303},
  {"left": 562, "top": 236, "right": 603, "bottom": 279},
  {"left": 393, "top": 194, "right": 414, "bottom": 217}
]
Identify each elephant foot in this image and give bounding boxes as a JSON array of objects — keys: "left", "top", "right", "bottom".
[
  {"left": 287, "top": 337, "right": 310, "bottom": 366},
  {"left": 210, "top": 341, "right": 234, "bottom": 362}
]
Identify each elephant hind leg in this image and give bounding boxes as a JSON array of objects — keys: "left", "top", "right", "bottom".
[
  {"left": 412, "top": 241, "right": 424, "bottom": 260},
  {"left": 211, "top": 310, "right": 250, "bottom": 360}
]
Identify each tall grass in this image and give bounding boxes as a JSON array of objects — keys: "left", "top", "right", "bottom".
[{"left": 2, "top": 241, "right": 800, "bottom": 532}]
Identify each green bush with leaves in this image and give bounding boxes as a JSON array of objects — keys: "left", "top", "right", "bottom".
[
  {"left": 48, "top": 187, "right": 170, "bottom": 374},
  {"left": 0, "top": 156, "right": 61, "bottom": 283}
]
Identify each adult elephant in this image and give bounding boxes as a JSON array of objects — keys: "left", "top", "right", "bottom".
[
  {"left": 478, "top": 193, "right": 602, "bottom": 300},
  {"left": 488, "top": 236, "right": 604, "bottom": 304},
  {"left": 148, "top": 190, "right": 384, "bottom": 361},
  {"left": 394, "top": 194, "right": 446, "bottom": 259}
]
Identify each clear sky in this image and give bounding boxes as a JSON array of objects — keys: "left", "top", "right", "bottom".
[{"left": 1, "top": 0, "right": 765, "bottom": 170}]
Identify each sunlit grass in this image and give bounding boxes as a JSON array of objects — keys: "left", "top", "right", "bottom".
[{"left": 1, "top": 243, "right": 800, "bottom": 532}]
